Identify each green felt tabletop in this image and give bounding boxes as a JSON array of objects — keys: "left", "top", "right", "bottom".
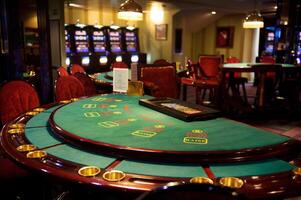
[
  {"left": 44, "top": 105, "right": 61, "bottom": 113},
  {"left": 224, "top": 63, "right": 295, "bottom": 68},
  {"left": 53, "top": 94, "right": 290, "bottom": 152},
  {"left": 46, "top": 144, "right": 116, "bottom": 168},
  {"left": 115, "top": 160, "right": 206, "bottom": 178},
  {"left": 25, "top": 127, "right": 62, "bottom": 148},
  {"left": 210, "top": 159, "right": 295, "bottom": 178},
  {"left": 26, "top": 112, "right": 51, "bottom": 127},
  {"left": 95, "top": 70, "right": 132, "bottom": 83}
]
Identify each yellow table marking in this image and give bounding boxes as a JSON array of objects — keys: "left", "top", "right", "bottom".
[
  {"left": 82, "top": 104, "right": 97, "bottom": 109},
  {"left": 84, "top": 112, "right": 101, "bottom": 118},
  {"left": 92, "top": 97, "right": 106, "bottom": 102},
  {"left": 113, "top": 112, "right": 122, "bottom": 115},
  {"left": 154, "top": 125, "right": 165, "bottom": 129},
  {"left": 128, "top": 118, "right": 137, "bottom": 122},
  {"left": 183, "top": 137, "right": 208, "bottom": 144},
  {"left": 131, "top": 130, "right": 157, "bottom": 138},
  {"left": 192, "top": 129, "right": 204, "bottom": 134},
  {"left": 115, "top": 99, "right": 122, "bottom": 102},
  {"left": 98, "top": 121, "right": 119, "bottom": 128},
  {"left": 109, "top": 105, "right": 117, "bottom": 108}
]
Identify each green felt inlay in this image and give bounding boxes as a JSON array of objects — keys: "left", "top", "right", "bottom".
[
  {"left": 25, "top": 127, "right": 61, "bottom": 148},
  {"left": 44, "top": 105, "right": 61, "bottom": 113},
  {"left": 53, "top": 94, "right": 290, "bottom": 152},
  {"left": 26, "top": 112, "right": 51, "bottom": 127},
  {"left": 46, "top": 145, "right": 116, "bottom": 168},
  {"left": 210, "top": 159, "right": 295, "bottom": 178},
  {"left": 115, "top": 160, "right": 206, "bottom": 178},
  {"left": 96, "top": 70, "right": 131, "bottom": 83}
]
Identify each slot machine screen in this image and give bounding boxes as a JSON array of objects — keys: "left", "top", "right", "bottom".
[
  {"left": 99, "top": 56, "right": 108, "bottom": 65},
  {"left": 109, "top": 31, "right": 122, "bottom": 53},
  {"left": 265, "top": 44, "right": 274, "bottom": 54},
  {"left": 125, "top": 31, "right": 137, "bottom": 52},
  {"left": 75, "top": 30, "right": 89, "bottom": 53},
  {"left": 131, "top": 55, "right": 139, "bottom": 63},
  {"left": 81, "top": 56, "right": 90, "bottom": 66},
  {"left": 93, "top": 31, "right": 106, "bottom": 53},
  {"left": 267, "top": 32, "right": 275, "bottom": 41},
  {"left": 65, "top": 30, "right": 71, "bottom": 53}
]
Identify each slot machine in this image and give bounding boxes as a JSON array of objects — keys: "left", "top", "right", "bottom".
[
  {"left": 73, "top": 24, "right": 91, "bottom": 70},
  {"left": 64, "top": 28, "right": 72, "bottom": 67},
  {"left": 295, "top": 31, "right": 301, "bottom": 64},
  {"left": 107, "top": 26, "right": 124, "bottom": 65},
  {"left": 65, "top": 24, "right": 78, "bottom": 68},
  {"left": 121, "top": 27, "right": 146, "bottom": 67},
  {"left": 263, "top": 27, "right": 276, "bottom": 56},
  {"left": 85, "top": 25, "right": 110, "bottom": 73}
]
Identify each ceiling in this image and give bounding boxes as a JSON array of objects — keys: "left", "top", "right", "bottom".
[
  {"left": 66, "top": 0, "right": 277, "bottom": 14},
  {"left": 153, "top": 0, "right": 277, "bottom": 13}
]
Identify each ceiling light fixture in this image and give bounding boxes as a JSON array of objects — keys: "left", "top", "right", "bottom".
[
  {"left": 243, "top": 11, "right": 264, "bottom": 28},
  {"left": 118, "top": 0, "right": 143, "bottom": 21},
  {"left": 211, "top": 11, "right": 216, "bottom": 15},
  {"left": 243, "top": 0, "right": 264, "bottom": 29}
]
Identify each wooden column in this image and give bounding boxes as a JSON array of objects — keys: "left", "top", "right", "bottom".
[{"left": 36, "top": 0, "right": 53, "bottom": 103}]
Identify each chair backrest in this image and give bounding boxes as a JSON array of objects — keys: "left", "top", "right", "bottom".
[
  {"left": 153, "top": 59, "right": 173, "bottom": 65},
  {"left": 70, "top": 64, "right": 86, "bottom": 75},
  {"left": 74, "top": 73, "right": 97, "bottom": 96},
  {"left": 55, "top": 76, "right": 86, "bottom": 102},
  {"left": 141, "top": 65, "right": 178, "bottom": 98},
  {"left": 57, "top": 66, "right": 69, "bottom": 76},
  {"left": 260, "top": 56, "right": 276, "bottom": 64},
  {"left": 0, "top": 80, "right": 40, "bottom": 124},
  {"left": 226, "top": 56, "right": 240, "bottom": 63},
  {"left": 136, "top": 183, "right": 242, "bottom": 200},
  {"left": 199, "top": 55, "right": 223, "bottom": 78},
  {"left": 112, "top": 61, "right": 128, "bottom": 69}
]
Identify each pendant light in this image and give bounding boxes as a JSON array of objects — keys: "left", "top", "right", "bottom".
[
  {"left": 243, "top": 0, "right": 264, "bottom": 29},
  {"left": 118, "top": 0, "right": 143, "bottom": 21}
]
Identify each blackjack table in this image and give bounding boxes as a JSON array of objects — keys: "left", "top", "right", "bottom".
[{"left": 1, "top": 93, "right": 301, "bottom": 199}]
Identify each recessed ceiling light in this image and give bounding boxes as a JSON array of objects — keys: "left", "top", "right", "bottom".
[
  {"left": 274, "top": 6, "right": 278, "bottom": 9},
  {"left": 211, "top": 11, "right": 216, "bottom": 15}
]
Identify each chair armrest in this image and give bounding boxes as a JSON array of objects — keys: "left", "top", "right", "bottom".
[{"left": 143, "top": 81, "right": 161, "bottom": 97}]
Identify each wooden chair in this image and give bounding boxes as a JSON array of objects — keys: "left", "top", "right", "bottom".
[
  {"left": 195, "top": 55, "right": 223, "bottom": 105},
  {"left": 57, "top": 66, "right": 69, "bottom": 76},
  {"left": 0, "top": 80, "right": 40, "bottom": 124},
  {"left": 0, "top": 80, "right": 41, "bottom": 199},
  {"left": 139, "top": 64, "right": 179, "bottom": 99},
  {"left": 74, "top": 73, "right": 97, "bottom": 96},
  {"left": 153, "top": 59, "right": 174, "bottom": 65},
  {"left": 55, "top": 76, "right": 86, "bottom": 102},
  {"left": 180, "top": 59, "right": 197, "bottom": 101},
  {"left": 70, "top": 64, "right": 86, "bottom": 75},
  {"left": 226, "top": 56, "right": 248, "bottom": 104},
  {"left": 136, "top": 183, "right": 242, "bottom": 200}
]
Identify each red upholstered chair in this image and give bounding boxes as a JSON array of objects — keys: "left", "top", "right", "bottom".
[
  {"left": 195, "top": 55, "right": 223, "bottom": 105},
  {"left": 0, "top": 80, "right": 40, "bottom": 198},
  {"left": 57, "top": 66, "right": 69, "bottom": 76},
  {"left": 153, "top": 59, "right": 173, "bottom": 65},
  {"left": 140, "top": 65, "right": 178, "bottom": 98},
  {"left": 112, "top": 61, "right": 128, "bottom": 69},
  {"left": 70, "top": 64, "right": 86, "bottom": 75},
  {"left": 55, "top": 76, "right": 86, "bottom": 102},
  {"left": 0, "top": 80, "right": 40, "bottom": 125},
  {"left": 226, "top": 56, "right": 248, "bottom": 104},
  {"left": 180, "top": 59, "right": 197, "bottom": 101},
  {"left": 74, "top": 73, "right": 97, "bottom": 96},
  {"left": 260, "top": 56, "right": 276, "bottom": 79}
]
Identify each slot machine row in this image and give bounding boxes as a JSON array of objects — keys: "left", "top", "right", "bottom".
[{"left": 65, "top": 24, "right": 146, "bottom": 74}]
